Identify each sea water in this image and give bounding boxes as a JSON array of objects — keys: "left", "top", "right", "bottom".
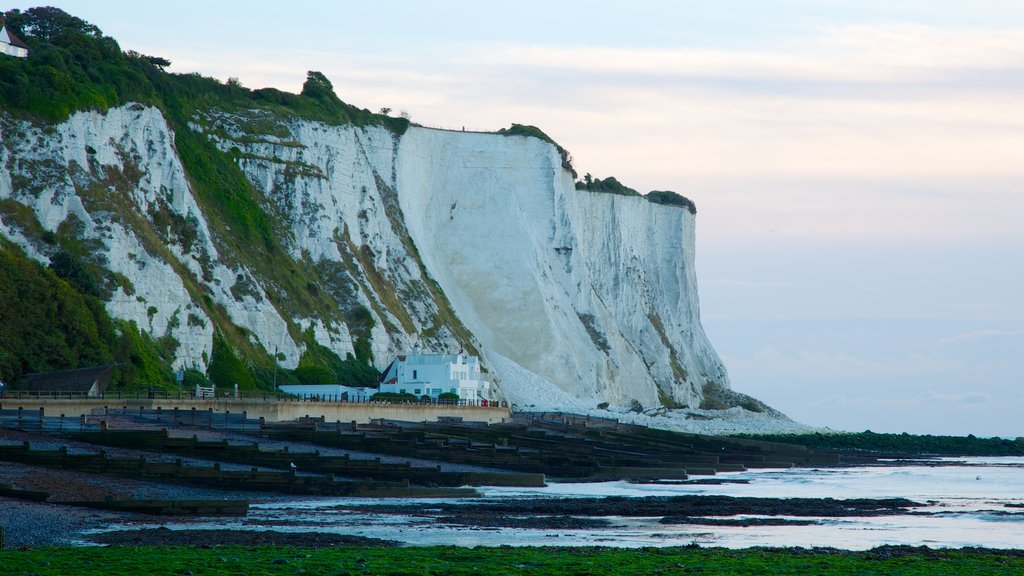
[{"left": 107, "top": 457, "right": 1024, "bottom": 549}]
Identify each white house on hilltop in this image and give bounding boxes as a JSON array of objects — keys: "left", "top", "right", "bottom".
[
  {"left": 0, "top": 25, "right": 29, "bottom": 58},
  {"left": 378, "top": 352, "right": 491, "bottom": 402}
]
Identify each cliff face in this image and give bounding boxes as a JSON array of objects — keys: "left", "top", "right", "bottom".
[
  {"left": 396, "top": 128, "right": 727, "bottom": 408},
  {"left": 0, "top": 104, "right": 728, "bottom": 408}
]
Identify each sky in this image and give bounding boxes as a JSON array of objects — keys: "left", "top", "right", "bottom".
[{"left": 24, "top": 1, "right": 1024, "bottom": 437}]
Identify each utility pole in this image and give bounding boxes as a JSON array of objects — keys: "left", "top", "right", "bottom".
[{"left": 273, "top": 346, "right": 278, "bottom": 389}]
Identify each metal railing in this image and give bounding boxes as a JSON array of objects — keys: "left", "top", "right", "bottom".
[
  {"left": 0, "top": 408, "right": 100, "bottom": 434},
  {"left": 0, "top": 389, "right": 508, "bottom": 408}
]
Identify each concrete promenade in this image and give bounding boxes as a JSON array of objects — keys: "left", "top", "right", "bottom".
[{"left": 0, "top": 395, "right": 510, "bottom": 424}]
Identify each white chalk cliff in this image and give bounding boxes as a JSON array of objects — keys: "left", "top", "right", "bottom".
[{"left": 0, "top": 104, "right": 729, "bottom": 409}]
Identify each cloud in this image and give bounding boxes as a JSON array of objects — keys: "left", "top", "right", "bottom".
[
  {"left": 701, "top": 279, "right": 795, "bottom": 289},
  {"left": 726, "top": 347, "right": 962, "bottom": 382},
  {"left": 147, "top": 19, "right": 1024, "bottom": 244},
  {"left": 816, "top": 394, "right": 922, "bottom": 408},
  {"left": 816, "top": 389, "right": 995, "bottom": 408},
  {"left": 484, "top": 23, "right": 1024, "bottom": 87},
  {"left": 925, "top": 390, "right": 994, "bottom": 405},
  {"left": 937, "top": 329, "right": 1024, "bottom": 346}
]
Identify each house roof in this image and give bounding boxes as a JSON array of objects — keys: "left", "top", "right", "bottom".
[
  {"left": 1, "top": 25, "right": 29, "bottom": 49},
  {"left": 24, "top": 364, "right": 119, "bottom": 393}
]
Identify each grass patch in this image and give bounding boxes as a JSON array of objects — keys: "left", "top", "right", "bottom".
[{"left": 1, "top": 545, "right": 1023, "bottom": 576}]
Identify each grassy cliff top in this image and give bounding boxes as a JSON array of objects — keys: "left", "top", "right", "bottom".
[
  {"left": 575, "top": 175, "right": 697, "bottom": 214},
  {"left": 0, "top": 7, "right": 407, "bottom": 133}
]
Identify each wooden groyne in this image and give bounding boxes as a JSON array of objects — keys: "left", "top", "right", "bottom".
[
  {"left": 72, "top": 429, "right": 547, "bottom": 488},
  {"left": 0, "top": 442, "right": 479, "bottom": 498}
]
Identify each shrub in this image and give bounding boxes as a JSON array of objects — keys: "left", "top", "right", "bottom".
[
  {"left": 205, "top": 330, "right": 256, "bottom": 390},
  {"left": 646, "top": 190, "right": 697, "bottom": 214},
  {"left": 575, "top": 175, "right": 640, "bottom": 197},
  {"left": 371, "top": 392, "right": 418, "bottom": 403}
]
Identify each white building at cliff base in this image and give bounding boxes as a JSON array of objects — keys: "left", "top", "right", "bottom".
[{"left": 378, "top": 352, "right": 491, "bottom": 402}]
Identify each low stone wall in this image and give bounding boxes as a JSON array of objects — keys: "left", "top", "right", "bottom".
[{"left": 0, "top": 397, "right": 510, "bottom": 424}]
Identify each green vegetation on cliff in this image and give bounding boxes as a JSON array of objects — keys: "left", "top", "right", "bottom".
[
  {"left": 647, "top": 189, "right": 697, "bottom": 214},
  {"left": 576, "top": 175, "right": 698, "bottom": 214},
  {"left": 0, "top": 8, "right": 409, "bottom": 131},
  {"left": 0, "top": 241, "right": 174, "bottom": 390},
  {"left": 0, "top": 7, "right": 402, "bottom": 391},
  {"left": 498, "top": 123, "right": 577, "bottom": 177}
]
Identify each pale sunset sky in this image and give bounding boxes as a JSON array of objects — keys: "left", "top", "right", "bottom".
[{"left": 20, "top": 1, "right": 1024, "bottom": 436}]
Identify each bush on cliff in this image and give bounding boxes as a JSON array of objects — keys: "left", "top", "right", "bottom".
[{"left": 0, "top": 242, "right": 174, "bottom": 391}]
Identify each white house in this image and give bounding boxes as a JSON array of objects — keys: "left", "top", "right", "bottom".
[
  {"left": 0, "top": 25, "right": 29, "bottom": 58},
  {"left": 378, "top": 352, "right": 491, "bottom": 402}
]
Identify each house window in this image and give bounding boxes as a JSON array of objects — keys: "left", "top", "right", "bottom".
[
  {"left": 412, "top": 370, "right": 417, "bottom": 379},
  {"left": 399, "top": 389, "right": 406, "bottom": 394},
  {"left": 450, "top": 388, "right": 456, "bottom": 393},
  {"left": 415, "top": 388, "right": 421, "bottom": 395}
]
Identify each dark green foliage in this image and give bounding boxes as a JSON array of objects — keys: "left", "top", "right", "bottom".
[
  {"left": 576, "top": 178, "right": 698, "bottom": 214},
  {"left": 292, "top": 327, "right": 380, "bottom": 385},
  {"left": 497, "top": 123, "right": 557, "bottom": 144},
  {"left": 737, "top": 431, "right": 1024, "bottom": 457},
  {"left": 108, "top": 319, "right": 175, "bottom": 391},
  {"left": 575, "top": 175, "right": 641, "bottom": 197},
  {"left": 0, "top": 242, "right": 111, "bottom": 382},
  {"left": 0, "top": 242, "right": 172, "bottom": 390},
  {"left": 371, "top": 392, "right": 419, "bottom": 403},
  {"left": 47, "top": 248, "right": 103, "bottom": 298},
  {"left": 338, "top": 338, "right": 380, "bottom": 387},
  {"left": 293, "top": 333, "right": 379, "bottom": 387},
  {"left": 181, "top": 368, "right": 211, "bottom": 389},
  {"left": 172, "top": 125, "right": 275, "bottom": 250},
  {"left": 294, "top": 333, "right": 340, "bottom": 385},
  {"left": 498, "top": 123, "right": 576, "bottom": 177},
  {"left": 646, "top": 189, "right": 697, "bottom": 214},
  {"left": 438, "top": 392, "right": 459, "bottom": 401},
  {"left": 0, "top": 8, "right": 156, "bottom": 120},
  {"left": 0, "top": 7, "right": 408, "bottom": 132},
  {"left": 300, "top": 71, "right": 337, "bottom": 102},
  {"left": 2, "top": 7, "right": 100, "bottom": 42},
  {"left": 205, "top": 331, "right": 256, "bottom": 389}
]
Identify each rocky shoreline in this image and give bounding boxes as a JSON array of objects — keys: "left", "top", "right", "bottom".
[{"left": 2, "top": 417, "right": 1020, "bottom": 550}]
